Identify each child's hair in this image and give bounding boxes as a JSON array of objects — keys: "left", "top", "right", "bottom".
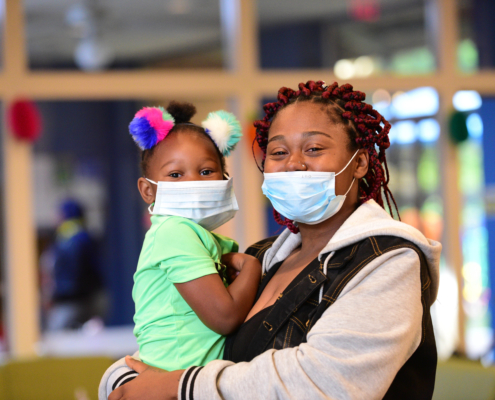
[
  {"left": 139, "top": 101, "right": 227, "bottom": 176},
  {"left": 253, "top": 80, "right": 398, "bottom": 233}
]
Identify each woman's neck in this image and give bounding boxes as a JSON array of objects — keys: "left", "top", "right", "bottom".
[{"left": 297, "top": 200, "right": 358, "bottom": 255}]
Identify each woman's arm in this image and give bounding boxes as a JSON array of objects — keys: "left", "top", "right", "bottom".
[
  {"left": 174, "top": 253, "right": 261, "bottom": 336},
  {"left": 109, "top": 248, "right": 423, "bottom": 400},
  {"left": 180, "top": 248, "right": 424, "bottom": 400}
]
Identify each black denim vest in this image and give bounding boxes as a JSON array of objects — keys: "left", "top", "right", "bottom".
[{"left": 225, "top": 235, "right": 437, "bottom": 400}]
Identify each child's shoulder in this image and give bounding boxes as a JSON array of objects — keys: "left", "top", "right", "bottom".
[
  {"left": 150, "top": 215, "right": 212, "bottom": 242},
  {"left": 211, "top": 232, "right": 239, "bottom": 254}
]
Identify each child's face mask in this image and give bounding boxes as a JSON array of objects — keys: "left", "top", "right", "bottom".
[{"left": 146, "top": 176, "right": 239, "bottom": 231}]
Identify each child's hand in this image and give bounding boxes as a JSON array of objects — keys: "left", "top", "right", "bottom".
[
  {"left": 222, "top": 253, "right": 260, "bottom": 283},
  {"left": 222, "top": 253, "right": 243, "bottom": 283},
  {"left": 225, "top": 264, "right": 240, "bottom": 284},
  {"left": 222, "top": 252, "right": 259, "bottom": 272}
]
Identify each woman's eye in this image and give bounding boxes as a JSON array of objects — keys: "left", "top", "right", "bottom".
[
  {"left": 200, "top": 169, "right": 213, "bottom": 176},
  {"left": 169, "top": 172, "right": 181, "bottom": 178}
]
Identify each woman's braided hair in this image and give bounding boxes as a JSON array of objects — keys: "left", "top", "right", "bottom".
[{"left": 253, "top": 80, "right": 398, "bottom": 234}]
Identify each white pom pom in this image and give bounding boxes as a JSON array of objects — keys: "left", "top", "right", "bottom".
[{"left": 201, "top": 110, "right": 242, "bottom": 156}]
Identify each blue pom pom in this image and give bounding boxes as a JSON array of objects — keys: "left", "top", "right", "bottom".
[{"left": 129, "top": 117, "right": 158, "bottom": 150}]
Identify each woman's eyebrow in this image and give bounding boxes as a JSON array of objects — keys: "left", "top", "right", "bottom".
[
  {"left": 267, "top": 134, "right": 285, "bottom": 144},
  {"left": 302, "top": 131, "right": 332, "bottom": 139},
  {"left": 268, "top": 131, "right": 332, "bottom": 144}
]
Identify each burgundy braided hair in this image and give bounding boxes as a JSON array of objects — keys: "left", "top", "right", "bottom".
[{"left": 253, "top": 80, "right": 399, "bottom": 234}]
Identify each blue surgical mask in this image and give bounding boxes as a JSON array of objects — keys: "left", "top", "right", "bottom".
[
  {"left": 146, "top": 177, "right": 239, "bottom": 231},
  {"left": 261, "top": 150, "right": 359, "bottom": 225}
]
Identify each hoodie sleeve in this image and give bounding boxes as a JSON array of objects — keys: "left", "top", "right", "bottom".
[{"left": 178, "top": 247, "right": 423, "bottom": 400}]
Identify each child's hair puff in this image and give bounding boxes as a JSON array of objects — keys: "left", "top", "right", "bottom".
[{"left": 166, "top": 101, "right": 196, "bottom": 124}]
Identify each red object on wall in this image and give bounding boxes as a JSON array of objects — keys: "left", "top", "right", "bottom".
[
  {"left": 348, "top": 0, "right": 380, "bottom": 22},
  {"left": 7, "top": 99, "right": 42, "bottom": 142}
]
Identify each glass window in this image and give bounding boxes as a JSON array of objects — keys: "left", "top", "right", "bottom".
[
  {"left": 457, "top": 0, "right": 495, "bottom": 72},
  {"left": 34, "top": 98, "right": 233, "bottom": 350},
  {"left": 373, "top": 87, "right": 463, "bottom": 358},
  {"left": 453, "top": 91, "right": 491, "bottom": 359},
  {"left": 25, "top": 0, "right": 224, "bottom": 71},
  {"left": 258, "top": 0, "right": 437, "bottom": 76}
]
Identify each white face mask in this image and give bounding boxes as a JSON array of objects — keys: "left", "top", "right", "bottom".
[
  {"left": 261, "top": 150, "right": 359, "bottom": 226},
  {"left": 146, "top": 177, "right": 239, "bottom": 231}
]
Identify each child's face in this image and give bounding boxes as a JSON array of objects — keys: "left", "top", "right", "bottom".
[{"left": 138, "top": 130, "right": 224, "bottom": 204}]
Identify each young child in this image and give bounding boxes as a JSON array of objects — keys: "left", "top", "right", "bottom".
[{"left": 99, "top": 102, "right": 261, "bottom": 399}]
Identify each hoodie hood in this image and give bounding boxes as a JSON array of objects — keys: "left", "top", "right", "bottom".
[{"left": 263, "top": 199, "right": 441, "bottom": 302}]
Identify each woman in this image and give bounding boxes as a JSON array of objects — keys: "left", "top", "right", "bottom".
[{"left": 107, "top": 81, "right": 441, "bottom": 400}]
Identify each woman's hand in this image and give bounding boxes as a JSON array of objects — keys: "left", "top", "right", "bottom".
[{"left": 108, "top": 356, "right": 184, "bottom": 400}]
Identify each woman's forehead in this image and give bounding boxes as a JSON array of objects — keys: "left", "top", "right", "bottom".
[{"left": 268, "top": 102, "right": 347, "bottom": 140}]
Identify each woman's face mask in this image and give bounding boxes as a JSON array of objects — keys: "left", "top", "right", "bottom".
[{"left": 262, "top": 151, "right": 358, "bottom": 225}]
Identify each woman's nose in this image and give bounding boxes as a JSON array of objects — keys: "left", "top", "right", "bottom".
[{"left": 286, "top": 158, "right": 308, "bottom": 172}]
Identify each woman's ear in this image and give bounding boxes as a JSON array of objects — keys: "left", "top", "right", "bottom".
[
  {"left": 137, "top": 177, "right": 156, "bottom": 204},
  {"left": 354, "top": 150, "right": 369, "bottom": 179}
]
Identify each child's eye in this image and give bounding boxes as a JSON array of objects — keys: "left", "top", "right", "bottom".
[
  {"left": 307, "top": 147, "right": 322, "bottom": 153},
  {"left": 271, "top": 150, "right": 287, "bottom": 156},
  {"left": 200, "top": 169, "right": 213, "bottom": 176},
  {"left": 169, "top": 172, "right": 181, "bottom": 178}
]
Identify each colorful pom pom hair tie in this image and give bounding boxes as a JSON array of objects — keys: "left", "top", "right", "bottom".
[
  {"left": 129, "top": 106, "right": 242, "bottom": 156},
  {"left": 129, "top": 106, "right": 175, "bottom": 151},
  {"left": 201, "top": 110, "right": 242, "bottom": 156}
]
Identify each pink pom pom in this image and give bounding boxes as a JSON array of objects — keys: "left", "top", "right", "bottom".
[{"left": 135, "top": 107, "right": 174, "bottom": 143}]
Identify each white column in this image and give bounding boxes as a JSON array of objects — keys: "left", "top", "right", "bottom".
[
  {"left": 220, "top": 0, "right": 266, "bottom": 250},
  {"left": 2, "top": 0, "right": 40, "bottom": 357},
  {"left": 434, "top": 0, "right": 465, "bottom": 354}
]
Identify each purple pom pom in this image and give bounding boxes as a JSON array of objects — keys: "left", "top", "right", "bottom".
[{"left": 129, "top": 117, "right": 158, "bottom": 150}]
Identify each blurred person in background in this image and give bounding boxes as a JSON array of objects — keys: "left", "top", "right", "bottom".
[{"left": 43, "top": 199, "right": 106, "bottom": 331}]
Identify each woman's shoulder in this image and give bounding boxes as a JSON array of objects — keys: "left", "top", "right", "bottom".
[{"left": 245, "top": 235, "right": 280, "bottom": 260}]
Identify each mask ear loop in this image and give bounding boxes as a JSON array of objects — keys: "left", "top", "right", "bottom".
[
  {"left": 334, "top": 150, "right": 359, "bottom": 197},
  {"left": 343, "top": 178, "right": 356, "bottom": 196},
  {"left": 335, "top": 150, "right": 360, "bottom": 177},
  {"left": 145, "top": 178, "right": 158, "bottom": 214}
]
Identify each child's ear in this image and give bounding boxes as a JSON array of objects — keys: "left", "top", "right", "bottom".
[{"left": 137, "top": 178, "right": 155, "bottom": 204}]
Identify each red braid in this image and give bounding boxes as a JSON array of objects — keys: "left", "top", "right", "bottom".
[{"left": 254, "top": 80, "right": 399, "bottom": 234}]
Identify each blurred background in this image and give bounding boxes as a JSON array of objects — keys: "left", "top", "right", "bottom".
[{"left": 1, "top": 0, "right": 495, "bottom": 398}]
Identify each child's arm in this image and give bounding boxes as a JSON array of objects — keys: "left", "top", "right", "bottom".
[{"left": 174, "top": 253, "right": 261, "bottom": 336}]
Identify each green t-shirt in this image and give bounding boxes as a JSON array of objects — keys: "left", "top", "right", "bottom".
[{"left": 133, "top": 215, "right": 238, "bottom": 370}]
